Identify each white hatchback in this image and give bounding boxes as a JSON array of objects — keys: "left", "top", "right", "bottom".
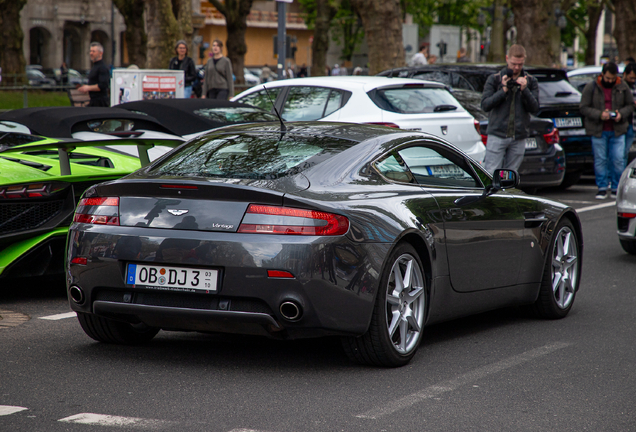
[{"left": 231, "top": 76, "right": 486, "bottom": 163}]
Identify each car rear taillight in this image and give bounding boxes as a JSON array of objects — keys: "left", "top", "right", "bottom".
[
  {"left": 473, "top": 119, "right": 480, "bottom": 135},
  {"left": 365, "top": 122, "right": 400, "bottom": 128},
  {"left": 480, "top": 133, "right": 488, "bottom": 146},
  {"left": 0, "top": 182, "right": 67, "bottom": 199},
  {"left": 238, "top": 204, "right": 349, "bottom": 236},
  {"left": 74, "top": 197, "right": 120, "bottom": 225},
  {"left": 618, "top": 212, "right": 636, "bottom": 219},
  {"left": 544, "top": 128, "right": 560, "bottom": 145}
]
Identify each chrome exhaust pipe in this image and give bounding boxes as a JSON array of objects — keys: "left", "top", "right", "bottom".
[
  {"left": 279, "top": 301, "right": 302, "bottom": 321},
  {"left": 69, "top": 286, "right": 84, "bottom": 304}
]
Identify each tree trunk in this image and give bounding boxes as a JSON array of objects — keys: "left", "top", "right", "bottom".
[
  {"left": 210, "top": 0, "right": 253, "bottom": 86},
  {"left": 0, "top": 0, "right": 27, "bottom": 84},
  {"left": 488, "top": 0, "right": 506, "bottom": 63},
  {"left": 511, "top": 0, "right": 553, "bottom": 65},
  {"left": 311, "top": 0, "right": 338, "bottom": 77},
  {"left": 580, "top": 2, "right": 605, "bottom": 66},
  {"left": 145, "top": 0, "right": 192, "bottom": 69},
  {"left": 613, "top": 0, "right": 636, "bottom": 63},
  {"left": 114, "top": 0, "right": 147, "bottom": 68},
  {"left": 351, "top": 0, "right": 404, "bottom": 75}
]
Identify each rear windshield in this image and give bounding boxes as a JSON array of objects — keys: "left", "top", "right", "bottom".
[
  {"left": 368, "top": 87, "right": 460, "bottom": 114},
  {"left": 146, "top": 132, "right": 355, "bottom": 180},
  {"left": 193, "top": 107, "right": 278, "bottom": 123},
  {"left": 538, "top": 79, "right": 581, "bottom": 98}
]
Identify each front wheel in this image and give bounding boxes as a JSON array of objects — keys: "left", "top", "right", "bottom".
[
  {"left": 342, "top": 243, "right": 426, "bottom": 367},
  {"left": 532, "top": 219, "right": 581, "bottom": 319},
  {"left": 77, "top": 312, "right": 159, "bottom": 345}
]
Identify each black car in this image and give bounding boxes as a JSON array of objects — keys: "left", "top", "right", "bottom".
[
  {"left": 116, "top": 99, "right": 279, "bottom": 140},
  {"left": 451, "top": 89, "right": 565, "bottom": 192},
  {"left": 66, "top": 122, "right": 582, "bottom": 367},
  {"left": 379, "top": 65, "right": 591, "bottom": 188}
]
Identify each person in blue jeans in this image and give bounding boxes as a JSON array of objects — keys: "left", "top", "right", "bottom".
[
  {"left": 623, "top": 63, "right": 636, "bottom": 164},
  {"left": 580, "top": 62, "right": 634, "bottom": 199}
]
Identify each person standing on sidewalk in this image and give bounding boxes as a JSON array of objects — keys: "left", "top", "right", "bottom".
[
  {"left": 168, "top": 40, "right": 197, "bottom": 99},
  {"left": 580, "top": 62, "right": 634, "bottom": 199},
  {"left": 622, "top": 62, "right": 636, "bottom": 165},
  {"left": 481, "top": 44, "right": 540, "bottom": 173},
  {"left": 201, "top": 39, "right": 234, "bottom": 100},
  {"left": 77, "top": 42, "right": 110, "bottom": 107}
]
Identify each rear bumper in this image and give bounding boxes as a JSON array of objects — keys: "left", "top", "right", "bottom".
[
  {"left": 66, "top": 224, "right": 388, "bottom": 339},
  {"left": 518, "top": 145, "right": 566, "bottom": 188}
]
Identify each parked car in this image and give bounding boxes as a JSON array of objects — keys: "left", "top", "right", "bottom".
[
  {"left": 53, "top": 68, "right": 88, "bottom": 86},
  {"left": 243, "top": 68, "right": 260, "bottom": 86},
  {"left": 0, "top": 107, "right": 184, "bottom": 281},
  {"left": 65, "top": 121, "right": 582, "bottom": 367},
  {"left": 26, "top": 68, "right": 56, "bottom": 88},
  {"left": 379, "top": 65, "right": 592, "bottom": 188},
  {"left": 616, "top": 157, "right": 636, "bottom": 254},
  {"left": 451, "top": 90, "right": 565, "bottom": 192},
  {"left": 116, "top": 99, "right": 278, "bottom": 140},
  {"left": 567, "top": 65, "right": 626, "bottom": 93},
  {"left": 232, "top": 76, "right": 486, "bottom": 163}
]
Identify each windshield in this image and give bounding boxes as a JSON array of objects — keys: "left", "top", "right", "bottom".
[{"left": 146, "top": 132, "right": 355, "bottom": 180}]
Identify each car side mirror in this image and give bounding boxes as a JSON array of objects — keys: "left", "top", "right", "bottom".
[{"left": 493, "top": 169, "right": 519, "bottom": 190}]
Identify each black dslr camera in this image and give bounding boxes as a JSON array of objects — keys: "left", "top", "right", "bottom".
[
  {"left": 505, "top": 68, "right": 519, "bottom": 87},
  {"left": 609, "top": 111, "right": 618, "bottom": 119}
]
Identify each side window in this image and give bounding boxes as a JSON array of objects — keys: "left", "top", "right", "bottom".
[
  {"left": 324, "top": 91, "right": 344, "bottom": 117},
  {"left": 374, "top": 153, "right": 415, "bottom": 184},
  {"left": 451, "top": 73, "right": 476, "bottom": 91},
  {"left": 469, "top": 161, "right": 491, "bottom": 187},
  {"left": 398, "top": 145, "right": 480, "bottom": 188},
  {"left": 236, "top": 88, "right": 282, "bottom": 112},
  {"left": 282, "top": 87, "right": 341, "bottom": 121}
]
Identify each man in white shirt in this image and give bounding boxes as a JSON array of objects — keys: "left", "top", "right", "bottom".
[{"left": 410, "top": 44, "right": 428, "bottom": 66}]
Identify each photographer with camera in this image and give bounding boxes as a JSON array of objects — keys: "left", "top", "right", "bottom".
[
  {"left": 481, "top": 45, "right": 539, "bottom": 174},
  {"left": 580, "top": 62, "right": 634, "bottom": 199}
]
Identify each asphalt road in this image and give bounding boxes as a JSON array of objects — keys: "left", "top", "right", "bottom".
[{"left": 1, "top": 179, "right": 635, "bottom": 432}]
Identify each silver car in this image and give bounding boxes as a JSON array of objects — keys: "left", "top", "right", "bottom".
[{"left": 617, "top": 157, "right": 636, "bottom": 253}]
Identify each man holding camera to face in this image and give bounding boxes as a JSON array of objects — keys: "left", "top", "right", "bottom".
[
  {"left": 580, "top": 62, "right": 634, "bottom": 199},
  {"left": 481, "top": 45, "right": 540, "bottom": 174}
]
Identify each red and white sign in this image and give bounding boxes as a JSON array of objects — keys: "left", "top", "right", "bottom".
[{"left": 142, "top": 76, "right": 176, "bottom": 92}]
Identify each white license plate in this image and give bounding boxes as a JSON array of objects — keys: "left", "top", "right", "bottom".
[
  {"left": 126, "top": 263, "right": 218, "bottom": 292},
  {"left": 525, "top": 138, "right": 538, "bottom": 149},
  {"left": 558, "top": 128, "right": 586, "bottom": 136},
  {"left": 427, "top": 164, "right": 464, "bottom": 176},
  {"left": 555, "top": 117, "right": 582, "bottom": 127}
]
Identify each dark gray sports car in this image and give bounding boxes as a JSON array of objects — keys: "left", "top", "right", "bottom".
[{"left": 66, "top": 122, "right": 583, "bottom": 367}]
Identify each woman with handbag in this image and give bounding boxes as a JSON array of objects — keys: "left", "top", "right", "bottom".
[{"left": 201, "top": 39, "right": 234, "bottom": 100}]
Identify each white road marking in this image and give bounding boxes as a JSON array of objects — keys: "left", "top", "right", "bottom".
[
  {"left": 577, "top": 201, "right": 616, "bottom": 213},
  {"left": 0, "top": 405, "right": 28, "bottom": 416},
  {"left": 39, "top": 312, "right": 77, "bottom": 320},
  {"left": 58, "top": 413, "right": 172, "bottom": 429},
  {"left": 355, "top": 342, "right": 572, "bottom": 420}
]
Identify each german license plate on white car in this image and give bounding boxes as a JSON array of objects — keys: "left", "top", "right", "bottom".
[
  {"left": 126, "top": 263, "right": 218, "bottom": 292},
  {"left": 555, "top": 117, "right": 582, "bottom": 127},
  {"left": 525, "top": 138, "right": 538, "bottom": 149}
]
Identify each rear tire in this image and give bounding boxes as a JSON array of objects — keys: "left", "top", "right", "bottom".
[
  {"left": 532, "top": 219, "right": 580, "bottom": 319},
  {"left": 620, "top": 239, "right": 636, "bottom": 255},
  {"left": 342, "top": 243, "right": 426, "bottom": 367},
  {"left": 77, "top": 312, "right": 159, "bottom": 345},
  {"left": 558, "top": 171, "right": 582, "bottom": 189}
]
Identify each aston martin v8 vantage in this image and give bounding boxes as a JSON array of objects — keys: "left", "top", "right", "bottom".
[{"left": 66, "top": 122, "right": 583, "bottom": 367}]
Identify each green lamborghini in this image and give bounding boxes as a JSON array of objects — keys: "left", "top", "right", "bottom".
[{"left": 0, "top": 107, "right": 184, "bottom": 280}]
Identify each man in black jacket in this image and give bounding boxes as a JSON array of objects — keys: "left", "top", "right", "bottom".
[
  {"left": 78, "top": 42, "right": 110, "bottom": 107},
  {"left": 481, "top": 44, "right": 540, "bottom": 174},
  {"left": 580, "top": 62, "right": 634, "bottom": 199}
]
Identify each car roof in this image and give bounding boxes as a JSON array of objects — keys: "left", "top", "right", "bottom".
[
  {"left": 116, "top": 99, "right": 274, "bottom": 136},
  {"left": 567, "top": 65, "right": 625, "bottom": 76},
  {"left": 241, "top": 76, "right": 447, "bottom": 92},
  {"left": 0, "top": 107, "right": 175, "bottom": 138}
]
